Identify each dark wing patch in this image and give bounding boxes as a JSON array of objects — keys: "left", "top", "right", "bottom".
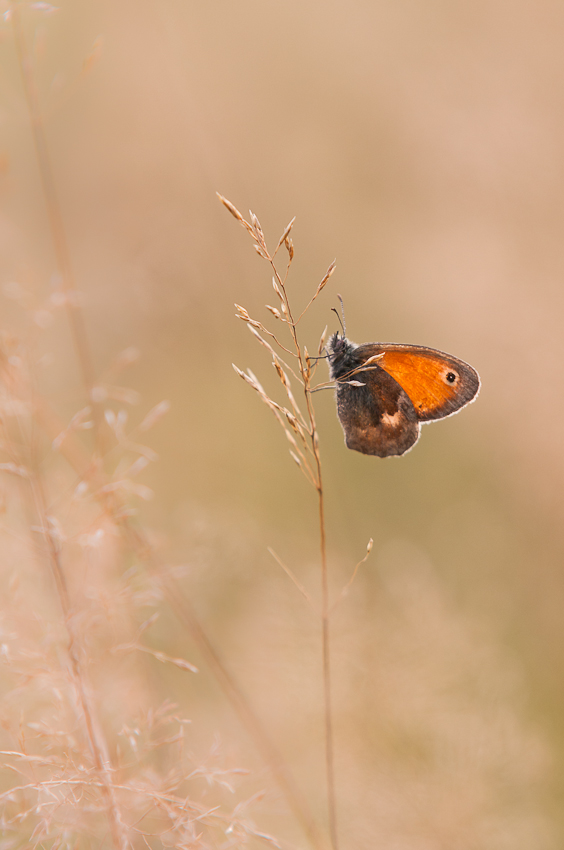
[{"left": 335, "top": 364, "right": 420, "bottom": 457}]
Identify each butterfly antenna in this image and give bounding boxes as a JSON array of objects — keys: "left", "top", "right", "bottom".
[
  {"left": 330, "top": 307, "right": 342, "bottom": 330},
  {"left": 331, "top": 294, "right": 347, "bottom": 338},
  {"left": 332, "top": 293, "right": 347, "bottom": 337}
]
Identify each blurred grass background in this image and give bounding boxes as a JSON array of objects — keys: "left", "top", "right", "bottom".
[{"left": 1, "top": 1, "right": 564, "bottom": 847}]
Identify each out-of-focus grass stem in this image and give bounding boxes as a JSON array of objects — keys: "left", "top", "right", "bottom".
[
  {"left": 10, "top": 2, "right": 104, "bottom": 449},
  {"left": 28, "top": 468, "right": 127, "bottom": 850},
  {"left": 33, "top": 394, "right": 327, "bottom": 850}
]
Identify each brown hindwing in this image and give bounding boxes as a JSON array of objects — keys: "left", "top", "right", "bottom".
[{"left": 335, "top": 364, "right": 420, "bottom": 457}]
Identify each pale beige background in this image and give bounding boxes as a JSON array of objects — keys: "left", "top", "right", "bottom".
[{"left": 1, "top": 2, "right": 563, "bottom": 847}]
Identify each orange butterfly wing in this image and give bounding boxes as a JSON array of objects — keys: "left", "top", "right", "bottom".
[{"left": 355, "top": 343, "right": 480, "bottom": 422}]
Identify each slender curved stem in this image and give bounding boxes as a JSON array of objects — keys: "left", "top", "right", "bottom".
[
  {"left": 270, "top": 261, "right": 339, "bottom": 850},
  {"left": 11, "top": 3, "right": 104, "bottom": 450}
]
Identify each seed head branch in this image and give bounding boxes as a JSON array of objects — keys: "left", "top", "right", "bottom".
[{"left": 221, "top": 196, "right": 340, "bottom": 849}]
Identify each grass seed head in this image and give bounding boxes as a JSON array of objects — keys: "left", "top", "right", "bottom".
[
  {"left": 274, "top": 217, "right": 296, "bottom": 255},
  {"left": 317, "top": 326, "right": 328, "bottom": 355},
  {"left": 217, "top": 193, "right": 244, "bottom": 223},
  {"left": 271, "top": 277, "right": 283, "bottom": 300},
  {"left": 315, "top": 260, "right": 336, "bottom": 298}
]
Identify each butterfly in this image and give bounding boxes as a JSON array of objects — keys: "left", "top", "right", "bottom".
[{"left": 327, "top": 326, "right": 480, "bottom": 458}]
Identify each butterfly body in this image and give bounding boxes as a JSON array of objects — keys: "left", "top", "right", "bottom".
[{"left": 327, "top": 332, "right": 480, "bottom": 457}]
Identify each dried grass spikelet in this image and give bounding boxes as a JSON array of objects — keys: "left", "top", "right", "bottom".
[
  {"left": 273, "top": 216, "right": 296, "bottom": 256},
  {"left": 224, "top": 201, "right": 332, "bottom": 484}
]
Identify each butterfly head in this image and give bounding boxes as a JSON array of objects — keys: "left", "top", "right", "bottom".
[
  {"left": 328, "top": 330, "right": 347, "bottom": 356},
  {"left": 327, "top": 331, "right": 358, "bottom": 379},
  {"left": 328, "top": 295, "right": 354, "bottom": 372}
]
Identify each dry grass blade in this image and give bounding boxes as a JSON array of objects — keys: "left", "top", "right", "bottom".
[
  {"left": 217, "top": 193, "right": 244, "bottom": 222},
  {"left": 272, "top": 355, "right": 308, "bottom": 428},
  {"left": 273, "top": 216, "right": 296, "bottom": 257},
  {"left": 267, "top": 548, "right": 312, "bottom": 606},
  {"left": 233, "top": 365, "right": 314, "bottom": 477},
  {"left": 332, "top": 354, "right": 385, "bottom": 385},
  {"left": 265, "top": 304, "right": 282, "bottom": 320},
  {"left": 303, "top": 346, "right": 312, "bottom": 381},
  {"left": 309, "top": 380, "right": 336, "bottom": 393},
  {"left": 283, "top": 409, "right": 309, "bottom": 446},
  {"left": 232, "top": 364, "right": 262, "bottom": 391},
  {"left": 356, "top": 353, "right": 385, "bottom": 367},
  {"left": 247, "top": 325, "right": 301, "bottom": 378},
  {"left": 282, "top": 425, "right": 301, "bottom": 452},
  {"left": 217, "top": 193, "right": 258, "bottom": 241},
  {"left": 295, "top": 261, "right": 337, "bottom": 324},
  {"left": 234, "top": 365, "right": 319, "bottom": 484},
  {"left": 138, "top": 400, "right": 171, "bottom": 432},
  {"left": 330, "top": 539, "right": 373, "bottom": 613},
  {"left": 235, "top": 308, "right": 265, "bottom": 331},
  {"left": 271, "top": 277, "right": 284, "bottom": 301},
  {"left": 239, "top": 306, "right": 296, "bottom": 356},
  {"left": 317, "top": 326, "right": 328, "bottom": 356},
  {"left": 316, "top": 260, "right": 337, "bottom": 298},
  {"left": 233, "top": 365, "right": 293, "bottom": 429},
  {"left": 254, "top": 243, "right": 270, "bottom": 259},
  {"left": 249, "top": 211, "right": 269, "bottom": 257},
  {"left": 114, "top": 640, "right": 199, "bottom": 674}
]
